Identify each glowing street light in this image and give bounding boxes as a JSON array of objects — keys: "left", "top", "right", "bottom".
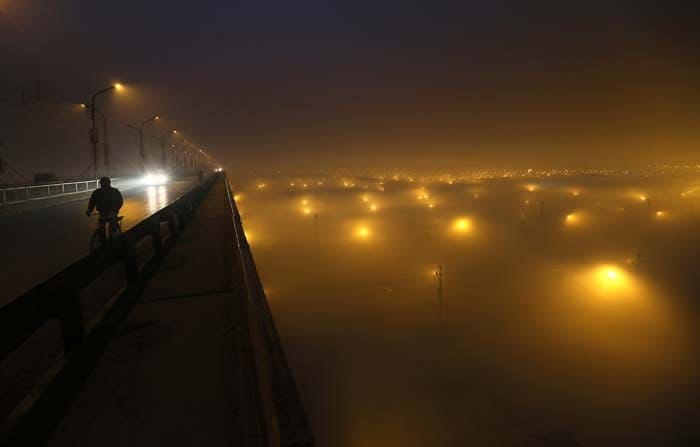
[
  {"left": 161, "top": 128, "right": 178, "bottom": 170},
  {"left": 452, "top": 217, "right": 472, "bottom": 234},
  {"left": 138, "top": 114, "right": 160, "bottom": 172},
  {"left": 565, "top": 213, "right": 579, "bottom": 225},
  {"left": 594, "top": 265, "right": 629, "bottom": 292},
  {"left": 355, "top": 226, "right": 371, "bottom": 240}
]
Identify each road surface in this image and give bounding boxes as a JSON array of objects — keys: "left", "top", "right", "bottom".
[{"left": 0, "top": 178, "right": 200, "bottom": 304}]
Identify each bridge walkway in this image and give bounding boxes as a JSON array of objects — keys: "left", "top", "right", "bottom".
[{"left": 48, "top": 179, "right": 263, "bottom": 446}]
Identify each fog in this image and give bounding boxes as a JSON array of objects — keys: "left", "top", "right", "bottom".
[{"left": 232, "top": 171, "right": 700, "bottom": 446}]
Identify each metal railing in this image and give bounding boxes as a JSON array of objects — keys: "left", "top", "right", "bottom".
[
  {"left": 0, "top": 173, "right": 218, "bottom": 445},
  {"left": 0, "top": 178, "right": 120, "bottom": 207},
  {"left": 225, "top": 176, "right": 314, "bottom": 447}
]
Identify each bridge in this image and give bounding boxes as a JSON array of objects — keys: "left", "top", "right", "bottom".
[{"left": 0, "top": 173, "right": 314, "bottom": 446}]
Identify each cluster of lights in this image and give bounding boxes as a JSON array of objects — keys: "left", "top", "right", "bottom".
[{"left": 300, "top": 198, "right": 315, "bottom": 216}]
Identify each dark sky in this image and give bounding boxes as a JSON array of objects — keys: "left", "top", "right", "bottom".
[{"left": 2, "top": 1, "right": 700, "bottom": 173}]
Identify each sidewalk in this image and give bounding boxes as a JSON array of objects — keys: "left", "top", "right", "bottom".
[{"left": 48, "top": 180, "right": 261, "bottom": 446}]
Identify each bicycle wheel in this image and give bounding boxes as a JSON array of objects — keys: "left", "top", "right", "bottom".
[
  {"left": 90, "top": 230, "right": 105, "bottom": 253},
  {"left": 109, "top": 220, "right": 123, "bottom": 239}
]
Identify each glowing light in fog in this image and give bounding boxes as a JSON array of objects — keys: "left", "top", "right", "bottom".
[
  {"left": 452, "top": 217, "right": 472, "bottom": 233},
  {"left": 142, "top": 173, "right": 168, "bottom": 186},
  {"left": 354, "top": 226, "right": 371, "bottom": 240},
  {"left": 565, "top": 213, "right": 579, "bottom": 225},
  {"left": 593, "top": 265, "right": 630, "bottom": 293}
]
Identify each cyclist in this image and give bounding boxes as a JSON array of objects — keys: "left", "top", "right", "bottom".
[{"left": 86, "top": 177, "right": 124, "bottom": 236}]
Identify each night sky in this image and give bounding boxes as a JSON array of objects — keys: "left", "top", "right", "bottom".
[{"left": 2, "top": 1, "right": 700, "bottom": 174}]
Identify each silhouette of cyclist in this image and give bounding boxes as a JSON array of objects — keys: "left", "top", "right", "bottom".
[{"left": 86, "top": 177, "right": 124, "bottom": 233}]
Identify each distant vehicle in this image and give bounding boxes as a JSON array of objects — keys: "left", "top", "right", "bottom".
[{"left": 142, "top": 172, "right": 169, "bottom": 186}]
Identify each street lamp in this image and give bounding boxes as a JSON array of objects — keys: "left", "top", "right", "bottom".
[
  {"left": 81, "top": 104, "right": 110, "bottom": 175},
  {"left": 88, "top": 83, "right": 122, "bottom": 178},
  {"left": 138, "top": 115, "right": 160, "bottom": 172},
  {"left": 161, "top": 129, "right": 177, "bottom": 170}
]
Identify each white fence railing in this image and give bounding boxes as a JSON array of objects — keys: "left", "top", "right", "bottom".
[{"left": 0, "top": 179, "right": 119, "bottom": 207}]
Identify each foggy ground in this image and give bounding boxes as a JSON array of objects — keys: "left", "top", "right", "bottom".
[{"left": 233, "top": 172, "right": 700, "bottom": 447}]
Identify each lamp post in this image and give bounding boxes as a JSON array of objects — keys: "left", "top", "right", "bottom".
[
  {"left": 161, "top": 129, "right": 177, "bottom": 171},
  {"left": 171, "top": 143, "right": 178, "bottom": 170},
  {"left": 88, "top": 83, "right": 122, "bottom": 178},
  {"left": 81, "top": 104, "right": 110, "bottom": 175},
  {"left": 138, "top": 115, "right": 159, "bottom": 172}
]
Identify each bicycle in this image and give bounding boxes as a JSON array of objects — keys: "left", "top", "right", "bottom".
[{"left": 89, "top": 213, "right": 124, "bottom": 253}]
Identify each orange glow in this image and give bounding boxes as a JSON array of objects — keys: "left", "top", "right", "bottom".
[
  {"left": 452, "top": 217, "right": 472, "bottom": 233},
  {"left": 565, "top": 213, "right": 578, "bottom": 225},
  {"left": 355, "top": 226, "right": 371, "bottom": 240}
]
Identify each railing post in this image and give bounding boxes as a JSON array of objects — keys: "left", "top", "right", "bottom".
[
  {"left": 59, "top": 289, "right": 84, "bottom": 355},
  {"left": 122, "top": 240, "right": 140, "bottom": 286},
  {"left": 169, "top": 211, "right": 179, "bottom": 238},
  {"left": 151, "top": 217, "right": 163, "bottom": 258}
]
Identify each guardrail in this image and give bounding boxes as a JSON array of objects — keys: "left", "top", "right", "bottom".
[
  {"left": 0, "top": 178, "right": 120, "bottom": 207},
  {"left": 0, "top": 173, "right": 219, "bottom": 445},
  {"left": 225, "top": 176, "right": 314, "bottom": 447}
]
